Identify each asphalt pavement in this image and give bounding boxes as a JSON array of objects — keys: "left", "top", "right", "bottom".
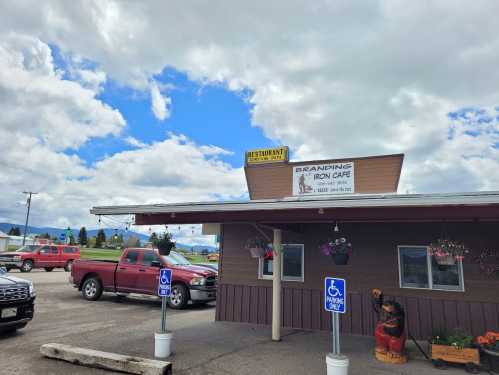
[{"left": 0, "top": 270, "right": 470, "bottom": 375}]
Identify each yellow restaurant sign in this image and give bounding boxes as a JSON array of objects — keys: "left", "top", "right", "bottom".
[{"left": 246, "top": 146, "right": 289, "bottom": 164}]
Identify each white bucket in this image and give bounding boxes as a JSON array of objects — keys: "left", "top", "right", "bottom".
[
  {"left": 326, "top": 353, "right": 349, "bottom": 375},
  {"left": 155, "top": 332, "right": 173, "bottom": 358}
]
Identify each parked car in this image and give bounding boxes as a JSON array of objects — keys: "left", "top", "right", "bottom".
[
  {"left": 70, "top": 249, "right": 217, "bottom": 309},
  {"left": 0, "top": 244, "right": 80, "bottom": 273},
  {"left": 0, "top": 266, "right": 36, "bottom": 332}
]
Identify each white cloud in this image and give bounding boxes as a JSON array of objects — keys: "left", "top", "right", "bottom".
[
  {"left": 2, "top": 2, "right": 499, "bottom": 235},
  {"left": 125, "top": 136, "right": 147, "bottom": 148},
  {"left": 0, "top": 32, "right": 246, "bottom": 233},
  {"left": 2, "top": 1, "right": 498, "bottom": 194},
  {"left": 150, "top": 81, "right": 171, "bottom": 121}
]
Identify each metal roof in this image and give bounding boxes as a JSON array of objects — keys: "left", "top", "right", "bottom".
[{"left": 90, "top": 191, "right": 499, "bottom": 216}]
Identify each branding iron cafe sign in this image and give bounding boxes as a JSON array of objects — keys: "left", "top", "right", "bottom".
[
  {"left": 246, "top": 146, "right": 288, "bottom": 164},
  {"left": 292, "top": 162, "right": 354, "bottom": 196}
]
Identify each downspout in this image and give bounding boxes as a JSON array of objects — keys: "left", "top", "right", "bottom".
[{"left": 272, "top": 228, "right": 282, "bottom": 341}]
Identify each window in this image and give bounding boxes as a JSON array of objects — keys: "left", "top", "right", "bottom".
[
  {"left": 398, "top": 246, "right": 464, "bottom": 292},
  {"left": 63, "top": 247, "right": 77, "bottom": 254},
  {"left": 50, "top": 246, "right": 59, "bottom": 254},
  {"left": 124, "top": 250, "right": 139, "bottom": 264},
  {"left": 141, "top": 251, "right": 160, "bottom": 266},
  {"left": 259, "top": 244, "right": 304, "bottom": 282},
  {"left": 39, "top": 246, "right": 51, "bottom": 254}
]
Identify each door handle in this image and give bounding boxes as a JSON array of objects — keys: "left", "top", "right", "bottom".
[
  {"left": 139, "top": 269, "right": 146, "bottom": 272},
  {"left": 119, "top": 267, "right": 126, "bottom": 270}
]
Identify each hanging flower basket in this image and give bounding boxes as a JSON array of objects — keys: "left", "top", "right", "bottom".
[
  {"left": 319, "top": 237, "right": 353, "bottom": 265},
  {"left": 245, "top": 237, "right": 267, "bottom": 258},
  {"left": 434, "top": 254, "right": 456, "bottom": 266},
  {"left": 249, "top": 247, "right": 265, "bottom": 258},
  {"left": 429, "top": 239, "right": 469, "bottom": 265}
]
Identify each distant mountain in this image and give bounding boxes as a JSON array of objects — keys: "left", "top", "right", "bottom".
[
  {"left": 0, "top": 223, "right": 218, "bottom": 252},
  {"left": 0, "top": 222, "right": 148, "bottom": 241}
]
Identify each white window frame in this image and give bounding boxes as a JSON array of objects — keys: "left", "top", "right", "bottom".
[
  {"left": 258, "top": 243, "right": 304, "bottom": 282},
  {"left": 397, "top": 245, "right": 465, "bottom": 292}
]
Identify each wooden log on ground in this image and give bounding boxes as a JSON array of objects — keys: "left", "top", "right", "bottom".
[{"left": 40, "top": 343, "right": 172, "bottom": 375}]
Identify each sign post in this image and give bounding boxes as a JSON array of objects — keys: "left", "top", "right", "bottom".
[
  {"left": 324, "top": 277, "right": 349, "bottom": 375},
  {"left": 156, "top": 268, "right": 172, "bottom": 358}
]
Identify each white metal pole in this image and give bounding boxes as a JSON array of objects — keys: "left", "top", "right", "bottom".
[{"left": 272, "top": 228, "right": 282, "bottom": 341}]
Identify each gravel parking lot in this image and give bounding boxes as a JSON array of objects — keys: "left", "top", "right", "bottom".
[
  {"left": 1, "top": 270, "right": 468, "bottom": 375},
  {"left": 0, "top": 269, "right": 215, "bottom": 375}
]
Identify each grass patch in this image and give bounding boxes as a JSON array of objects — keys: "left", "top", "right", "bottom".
[
  {"left": 184, "top": 254, "right": 212, "bottom": 263},
  {"left": 80, "top": 248, "right": 123, "bottom": 261}
]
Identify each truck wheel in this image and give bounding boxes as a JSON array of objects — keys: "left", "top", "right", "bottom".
[
  {"left": 44, "top": 267, "right": 54, "bottom": 272},
  {"left": 64, "top": 260, "right": 73, "bottom": 272},
  {"left": 168, "top": 284, "right": 189, "bottom": 309},
  {"left": 82, "top": 277, "right": 103, "bottom": 301},
  {"left": 20, "top": 260, "right": 33, "bottom": 273}
]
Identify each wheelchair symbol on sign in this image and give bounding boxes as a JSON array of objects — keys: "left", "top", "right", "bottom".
[
  {"left": 328, "top": 281, "right": 342, "bottom": 298},
  {"left": 160, "top": 273, "right": 170, "bottom": 285}
]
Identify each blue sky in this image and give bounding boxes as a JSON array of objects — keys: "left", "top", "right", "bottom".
[
  {"left": 2, "top": 1, "right": 499, "bottom": 239},
  {"left": 64, "top": 63, "right": 275, "bottom": 168}
]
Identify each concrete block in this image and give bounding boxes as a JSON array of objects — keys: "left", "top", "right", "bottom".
[{"left": 40, "top": 343, "right": 172, "bottom": 375}]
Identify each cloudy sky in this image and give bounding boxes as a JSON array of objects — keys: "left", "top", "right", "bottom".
[{"left": 1, "top": 1, "right": 499, "bottom": 244}]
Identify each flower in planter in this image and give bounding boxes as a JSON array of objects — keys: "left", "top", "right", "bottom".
[
  {"left": 319, "top": 237, "right": 353, "bottom": 265},
  {"left": 245, "top": 236, "right": 268, "bottom": 258},
  {"left": 331, "top": 237, "right": 353, "bottom": 255},
  {"left": 264, "top": 244, "right": 274, "bottom": 260},
  {"left": 428, "top": 238, "right": 469, "bottom": 262}
]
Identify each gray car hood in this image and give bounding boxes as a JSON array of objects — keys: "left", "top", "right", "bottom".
[{"left": 0, "top": 273, "right": 30, "bottom": 287}]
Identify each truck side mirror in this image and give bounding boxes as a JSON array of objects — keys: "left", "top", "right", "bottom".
[{"left": 150, "top": 260, "right": 162, "bottom": 268}]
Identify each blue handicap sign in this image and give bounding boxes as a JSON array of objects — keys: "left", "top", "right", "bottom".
[
  {"left": 158, "top": 268, "right": 172, "bottom": 297},
  {"left": 59, "top": 233, "right": 66, "bottom": 241},
  {"left": 324, "top": 277, "right": 346, "bottom": 314}
]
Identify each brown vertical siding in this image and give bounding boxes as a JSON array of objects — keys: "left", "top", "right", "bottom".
[
  {"left": 245, "top": 154, "right": 404, "bottom": 199},
  {"left": 217, "top": 285, "right": 499, "bottom": 339},
  {"left": 216, "top": 222, "right": 499, "bottom": 339}
]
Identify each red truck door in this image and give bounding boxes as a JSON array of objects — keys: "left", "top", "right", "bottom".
[
  {"left": 135, "top": 250, "right": 161, "bottom": 294},
  {"left": 115, "top": 249, "right": 142, "bottom": 293},
  {"left": 36, "top": 246, "right": 55, "bottom": 267},
  {"left": 50, "top": 245, "right": 64, "bottom": 267}
]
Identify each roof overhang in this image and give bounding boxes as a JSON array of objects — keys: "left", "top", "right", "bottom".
[{"left": 90, "top": 191, "right": 499, "bottom": 225}]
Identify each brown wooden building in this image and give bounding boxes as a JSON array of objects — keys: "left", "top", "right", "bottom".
[{"left": 91, "top": 149, "right": 499, "bottom": 340}]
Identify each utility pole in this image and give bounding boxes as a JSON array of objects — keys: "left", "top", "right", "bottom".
[{"left": 22, "top": 191, "right": 38, "bottom": 246}]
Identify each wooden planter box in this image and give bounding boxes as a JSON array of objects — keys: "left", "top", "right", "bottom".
[{"left": 431, "top": 344, "right": 480, "bottom": 365}]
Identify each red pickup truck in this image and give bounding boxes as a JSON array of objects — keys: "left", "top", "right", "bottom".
[
  {"left": 0, "top": 244, "right": 80, "bottom": 272},
  {"left": 70, "top": 248, "right": 217, "bottom": 309}
]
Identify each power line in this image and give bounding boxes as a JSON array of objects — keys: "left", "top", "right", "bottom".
[{"left": 22, "top": 191, "right": 38, "bottom": 246}]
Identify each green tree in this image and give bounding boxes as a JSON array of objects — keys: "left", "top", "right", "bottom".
[
  {"left": 8, "top": 227, "right": 21, "bottom": 236},
  {"left": 78, "top": 227, "right": 88, "bottom": 246},
  {"left": 96, "top": 229, "right": 106, "bottom": 248},
  {"left": 149, "top": 232, "right": 159, "bottom": 246},
  {"left": 69, "top": 234, "right": 76, "bottom": 245},
  {"left": 201, "top": 248, "right": 209, "bottom": 256}
]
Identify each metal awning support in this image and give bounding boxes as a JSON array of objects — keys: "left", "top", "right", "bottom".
[{"left": 272, "top": 228, "right": 282, "bottom": 341}]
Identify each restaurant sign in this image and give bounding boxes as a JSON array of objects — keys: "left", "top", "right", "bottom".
[
  {"left": 246, "top": 146, "right": 288, "bottom": 164},
  {"left": 292, "top": 162, "right": 354, "bottom": 195}
]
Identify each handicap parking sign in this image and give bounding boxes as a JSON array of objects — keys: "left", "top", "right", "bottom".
[
  {"left": 324, "top": 277, "right": 346, "bottom": 314},
  {"left": 158, "top": 268, "right": 172, "bottom": 297}
]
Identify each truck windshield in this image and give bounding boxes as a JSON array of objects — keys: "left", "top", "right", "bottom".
[
  {"left": 161, "top": 251, "right": 191, "bottom": 266},
  {"left": 16, "top": 245, "right": 39, "bottom": 253}
]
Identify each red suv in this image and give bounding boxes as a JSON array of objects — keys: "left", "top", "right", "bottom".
[{"left": 0, "top": 244, "right": 80, "bottom": 272}]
